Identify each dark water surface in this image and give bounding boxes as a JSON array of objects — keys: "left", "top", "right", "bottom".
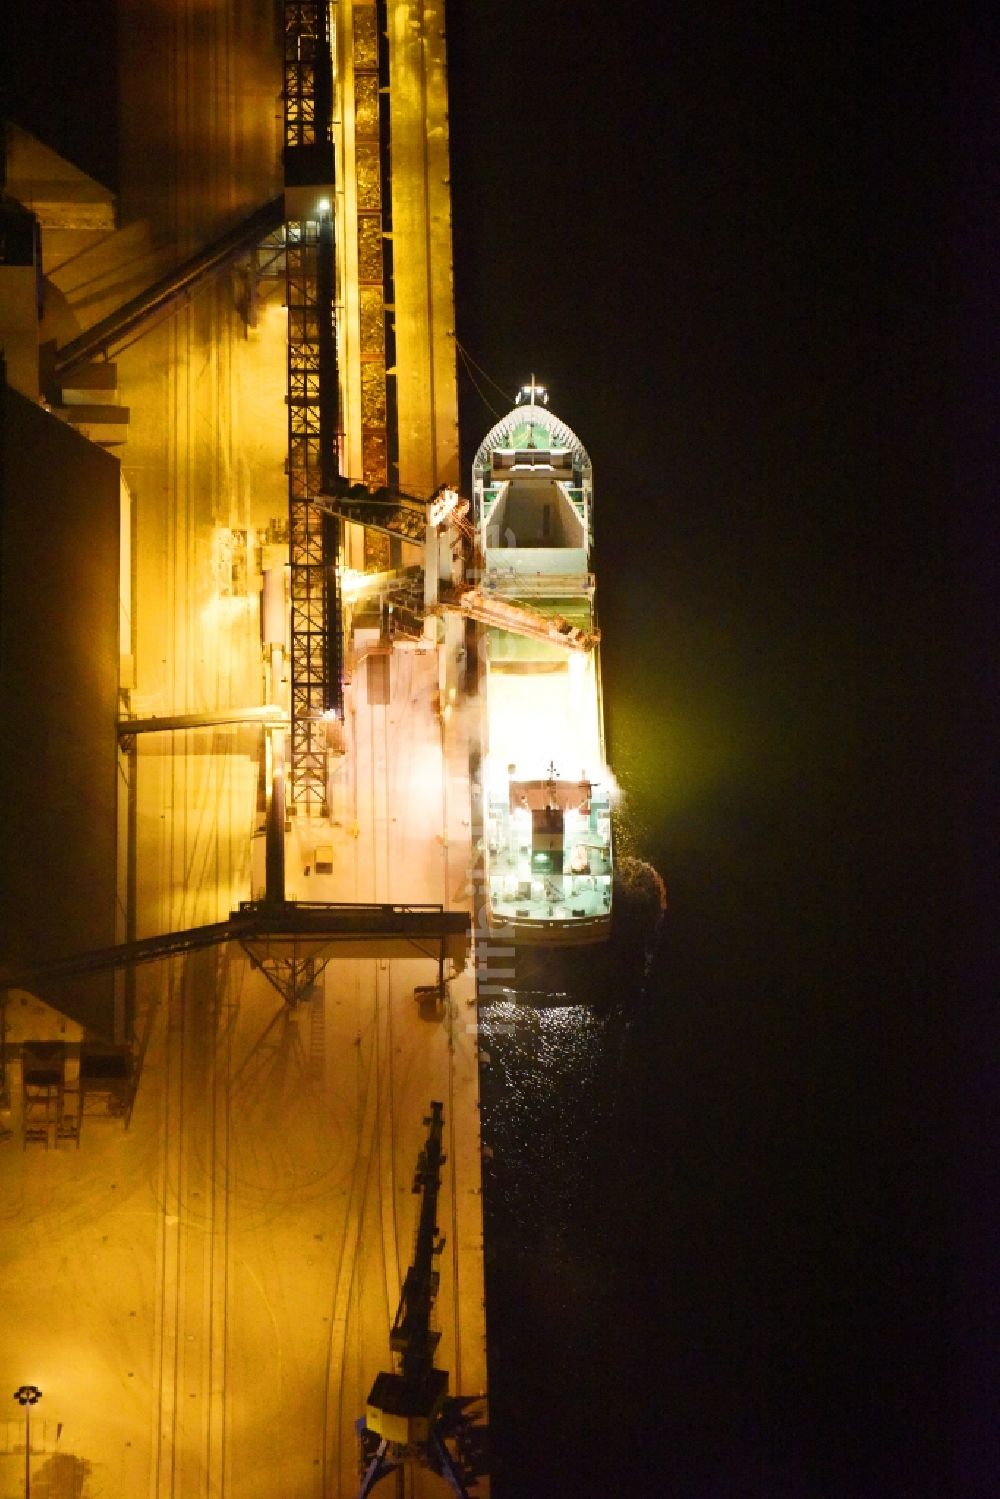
[{"left": 448, "top": 7, "right": 969, "bottom": 1494}]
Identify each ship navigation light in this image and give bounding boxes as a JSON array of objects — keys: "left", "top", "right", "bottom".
[{"left": 515, "top": 374, "right": 549, "bottom": 407}]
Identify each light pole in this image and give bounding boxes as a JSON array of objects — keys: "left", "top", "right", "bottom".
[{"left": 13, "top": 1386, "right": 42, "bottom": 1499}]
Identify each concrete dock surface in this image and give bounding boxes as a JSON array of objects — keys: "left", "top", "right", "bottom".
[{"left": 0, "top": 643, "right": 488, "bottom": 1498}]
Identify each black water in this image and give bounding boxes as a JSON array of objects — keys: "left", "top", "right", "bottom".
[{"left": 446, "top": 4, "right": 983, "bottom": 1494}]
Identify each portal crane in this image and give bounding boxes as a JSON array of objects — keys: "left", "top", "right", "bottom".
[{"left": 359, "top": 1102, "right": 473, "bottom": 1497}]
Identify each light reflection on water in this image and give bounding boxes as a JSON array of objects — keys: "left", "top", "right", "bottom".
[
  {"left": 475, "top": 828, "right": 664, "bottom": 1491},
  {"left": 476, "top": 968, "right": 657, "bottom": 1498},
  {"left": 478, "top": 993, "right": 629, "bottom": 1240}
]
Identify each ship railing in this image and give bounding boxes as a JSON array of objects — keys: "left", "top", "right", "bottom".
[{"left": 481, "top": 567, "right": 595, "bottom": 597}]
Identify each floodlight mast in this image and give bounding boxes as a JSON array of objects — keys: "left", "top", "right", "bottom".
[
  {"left": 13, "top": 1386, "right": 42, "bottom": 1499},
  {"left": 515, "top": 374, "right": 548, "bottom": 407}
]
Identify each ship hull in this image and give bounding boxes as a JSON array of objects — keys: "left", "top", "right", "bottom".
[
  {"left": 486, "top": 910, "right": 612, "bottom": 946},
  {"left": 471, "top": 396, "right": 613, "bottom": 948}
]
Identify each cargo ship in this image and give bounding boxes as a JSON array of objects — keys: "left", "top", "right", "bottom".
[{"left": 473, "top": 382, "right": 613, "bottom": 945}]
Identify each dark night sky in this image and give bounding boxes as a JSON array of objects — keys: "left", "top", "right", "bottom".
[{"left": 3, "top": 2, "right": 996, "bottom": 1492}]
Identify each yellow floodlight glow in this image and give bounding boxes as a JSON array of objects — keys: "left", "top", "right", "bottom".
[
  {"left": 340, "top": 567, "right": 365, "bottom": 600},
  {"left": 485, "top": 668, "right": 602, "bottom": 788},
  {"left": 200, "top": 592, "right": 255, "bottom": 632}
]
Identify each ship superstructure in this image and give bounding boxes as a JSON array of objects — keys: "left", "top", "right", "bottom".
[{"left": 474, "top": 383, "right": 613, "bottom": 944}]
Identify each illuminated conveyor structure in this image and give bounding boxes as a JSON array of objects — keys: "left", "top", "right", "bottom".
[
  {"left": 472, "top": 382, "right": 615, "bottom": 944},
  {"left": 280, "top": 0, "right": 401, "bottom": 809},
  {"left": 49, "top": 197, "right": 285, "bottom": 379},
  {"left": 1, "top": 905, "right": 469, "bottom": 1011},
  {"left": 281, "top": 0, "right": 342, "bottom": 811}
]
